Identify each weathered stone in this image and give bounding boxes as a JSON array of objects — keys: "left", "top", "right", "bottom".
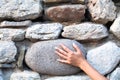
[
  {"left": 0, "top": 41, "right": 17, "bottom": 63},
  {"left": 25, "top": 39, "right": 86, "bottom": 75},
  {"left": 0, "top": 63, "right": 16, "bottom": 68},
  {"left": 45, "top": 73, "right": 91, "bottom": 80},
  {"left": 87, "top": 42, "right": 120, "bottom": 75},
  {"left": 62, "top": 22, "right": 108, "bottom": 41},
  {"left": 26, "top": 23, "right": 63, "bottom": 41},
  {"left": 110, "top": 17, "right": 120, "bottom": 40},
  {"left": 107, "top": 67, "right": 120, "bottom": 80},
  {"left": 2, "top": 69, "right": 14, "bottom": 80},
  {"left": 0, "top": 0, "right": 43, "bottom": 21},
  {"left": 10, "top": 70, "right": 41, "bottom": 80},
  {"left": 71, "top": 0, "right": 85, "bottom": 4},
  {"left": 117, "top": 7, "right": 120, "bottom": 17},
  {"left": 0, "top": 20, "right": 32, "bottom": 28},
  {"left": 17, "top": 46, "right": 26, "bottom": 70},
  {"left": 0, "top": 29, "right": 25, "bottom": 41},
  {"left": 88, "top": 0, "right": 116, "bottom": 24},
  {"left": 0, "top": 70, "right": 3, "bottom": 80},
  {"left": 43, "top": 0, "right": 70, "bottom": 3},
  {"left": 45, "top": 5, "right": 86, "bottom": 22}
]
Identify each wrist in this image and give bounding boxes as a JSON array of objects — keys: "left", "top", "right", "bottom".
[{"left": 78, "top": 59, "right": 88, "bottom": 70}]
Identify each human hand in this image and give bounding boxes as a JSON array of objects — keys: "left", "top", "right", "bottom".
[{"left": 55, "top": 43, "right": 86, "bottom": 68}]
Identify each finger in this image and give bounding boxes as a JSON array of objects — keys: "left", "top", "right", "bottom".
[
  {"left": 55, "top": 51, "right": 67, "bottom": 60},
  {"left": 60, "top": 44, "right": 73, "bottom": 53},
  {"left": 55, "top": 47, "right": 67, "bottom": 56},
  {"left": 72, "top": 43, "right": 81, "bottom": 52},
  {"left": 57, "top": 59, "right": 70, "bottom": 64}
]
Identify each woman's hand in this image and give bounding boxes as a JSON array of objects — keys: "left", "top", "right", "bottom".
[
  {"left": 55, "top": 43, "right": 108, "bottom": 80},
  {"left": 55, "top": 43, "right": 85, "bottom": 68}
]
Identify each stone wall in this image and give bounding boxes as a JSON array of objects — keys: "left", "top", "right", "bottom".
[{"left": 0, "top": 0, "right": 120, "bottom": 80}]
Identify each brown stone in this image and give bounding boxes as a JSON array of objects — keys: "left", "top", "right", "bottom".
[
  {"left": 43, "top": 0, "right": 70, "bottom": 4},
  {"left": 71, "top": 0, "right": 85, "bottom": 4},
  {"left": 45, "top": 4, "right": 86, "bottom": 22}
]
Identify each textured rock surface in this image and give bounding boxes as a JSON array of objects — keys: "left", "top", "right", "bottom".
[
  {"left": 0, "top": 0, "right": 42, "bottom": 21},
  {"left": 45, "top": 5, "right": 86, "bottom": 22},
  {"left": 43, "top": 0, "right": 70, "bottom": 3},
  {"left": 0, "top": 70, "right": 3, "bottom": 80},
  {"left": 0, "top": 41, "right": 17, "bottom": 63},
  {"left": 107, "top": 67, "right": 120, "bottom": 80},
  {"left": 62, "top": 22, "right": 108, "bottom": 41},
  {"left": 88, "top": 0, "right": 116, "bottom": 24},
  {"left": 0, "top": 29, "right": 25, "bottom": 41},
  {"left": 45, "top": 74, "right": 91, "bottom": 80},
  {"left": 26, "top": 23, "right": 63, "bottom": 41},
  {"left": 110, "top": 17, "right": 120, "bottom": 40},
  {"left": 87, "top": 42, "right": 120, "bottom": 75},
  {"left": 10, "top": 71, "right": 41, "bottom": 80},
  {"left": 71, "top": 0, "right": 85, "bottom": 4},
  {"left": 25, "top": 39, "right": 86, "bottom": 75},
  {"left": 0, "top": 20, "right": 32, "bottom": 28}
]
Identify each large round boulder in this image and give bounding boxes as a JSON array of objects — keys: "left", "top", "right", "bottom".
[{"left": 25, "top": 39, "right": 86, "bottom": 75}]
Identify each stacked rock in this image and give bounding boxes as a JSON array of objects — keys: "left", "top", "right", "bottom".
[{"left": 0, "top": 0, "right": 119, "bottom": 80}]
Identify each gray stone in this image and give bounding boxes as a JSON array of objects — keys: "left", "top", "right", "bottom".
[
  {"left": 0, "top": 28, "right": 25, "bottom": 41},
  {"left": 87, "top": 42, "right": 120, "bottom": 75},
  {"left": 0, "top": 63, "right": 16, "bottom": 68},
  {"left": 107, "top": 67, "right": 120, "bottom": 80},
  {"left": 88, "top": 0, "right": 116, "bottom": 24},
  {"left": 45, "top": 4, "right": 86, "bottom": 22},
  {"left": 110, "top": 17, "right": 120, "bottom": 40},
  {"left": 0, "top": 41, "right": 17, "bottom": 63},
  {"left": 10, "top": 70, "right": 41, "bottom": 80},
  {"left": 62, "top": 22, "right": 108, "bottom": 41},
  {"left": 45, "top": 73, "right": 91, "bottom": 80},
  {"left": 0, "top": 0, "right": 43, "bottom": 21},
  {"left": 0, "top": 70, "right": 3, "bottom": 80},
  {"left": 0, "top": 20, "right": 32, "bottom": 28},
  {"left": 117, "top": 7, "right": 120, "bottom": 17},
  {"left": 17, "top": 46, "right": 26, "bottom": 70},
  {"left": 25, "top": 39, "right": 86, "bottom": 75},
  {"left": 26, "top": 23, "right": 63, "bottom": 41},
  {"left": 2, "top": 69, "right": 14, "bottom": 80}
]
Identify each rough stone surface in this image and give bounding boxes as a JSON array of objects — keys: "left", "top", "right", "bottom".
[
  {"left": 71, "top": 0, "right": 85, "bottom": 4},
  {"left": 10, "top": 70, "right": 41, "bottom": 80},
  {"left": 107, "top": 67, "right": 120, "bottom": 80},
  {"left": 0, "top": 0, "right": 43, "bottom": 21},
  {"left": 43, "top": 0, "right": 70, "bottom": 3},
  {"left": 0, "top": 70, "right": 3, "bottom": 80},
  {"left": 45, "top": 74, "right": 91, "bottom": 80},
  {"left": 0, "top": 29, "right": 25, "bottom": 41},
  {"left": 17, "top": 46, "right": 26, "bottom": 70},
  {"left": 26, "top": 23, "right": 63, "bottom": 41},
  {"left": 0, "top": 63, "right": 16, "bottom": 68},
  {"left": 87, "top": 42, "right": 120, "bottom": 75},
  {"left": 0, "top": 20, "right": 32, "bottom": 28},
  {"left": 0, "top": 41, "right": 17, "bottom": 63},
  {"left": 88, "top": 0, "right": 116, "bottom": 24},
  {"left": 110, "top": 17, "right": 120, "bottom": 40},
  {"left": 45, "top": 5, "right": 86, "bottom": 22},
  {"left": 117, "top": 7, "right": 120, "bottom": 17},
  {"left": 62, "top": 22, "right": 108, "bottom": 41},
  {"left": 25, "top": 39, "right": 86, "bottom": 75}
]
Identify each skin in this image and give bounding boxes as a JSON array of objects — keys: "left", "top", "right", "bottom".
[{"left": 55, "top": 43, "right": 108, "bottom": 80}]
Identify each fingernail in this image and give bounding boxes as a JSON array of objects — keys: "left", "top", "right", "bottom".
[
  {"left": 73, "top": 43, "right": 76, "bottom": 46},
  {"left": 55, "top": 47, "right": 58, "bottom": 49}
]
